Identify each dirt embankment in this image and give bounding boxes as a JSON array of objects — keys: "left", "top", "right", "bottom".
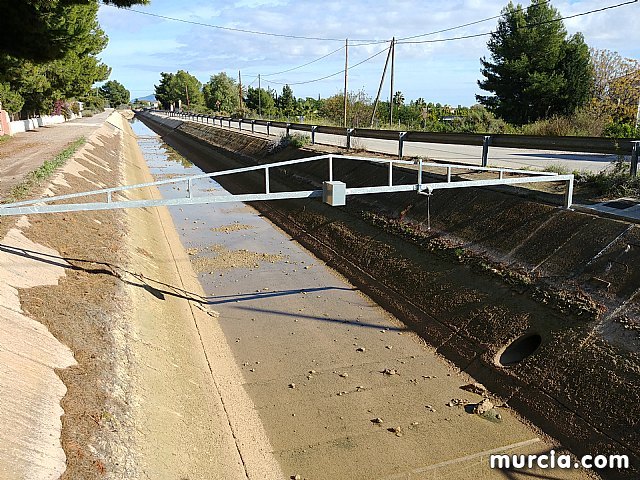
[{"left": 140, "top": 112, "right": 640, "bottom": 479}]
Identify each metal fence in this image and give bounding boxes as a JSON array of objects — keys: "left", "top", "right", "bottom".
[{"left": 152, "top": 110, "right": 640, "bottom": 175}]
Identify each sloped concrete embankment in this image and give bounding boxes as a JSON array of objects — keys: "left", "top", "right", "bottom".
[{"left": 139, "top": 111, "right": 640, "bottom": 479}]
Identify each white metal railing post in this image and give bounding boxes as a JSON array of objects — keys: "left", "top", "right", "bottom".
[
  {"left": 564, "top": 177, "right": 574, "bottom": 209},
  {"left": 328, "top": 155, "right": 334, "bottom": 181},
  {"left": 107, "top": 191, "right": 112, "bottom": 203},
  {"left": 286, "top": 123, "right": 291, "bottom": 136},
  {"left": 388, "top": 161, "right": 393, "bottom": 186},
  {"left": 418, "top": 158, "right": 423, "bottom": 190},
  {"left": 251, "top": 120, "right": 255, "bottom": 133},
  {"left": 265, "top": 167, "right": 270, "bottom": 194},
  {"left": 499, "top": 169, "right": 504, "bottom": 180},
  {"left": 447, "top": 166, "right": 452, "bottom": 183},
  {"left": 482, "top": 135, "right": 491, "bottom": 167}
]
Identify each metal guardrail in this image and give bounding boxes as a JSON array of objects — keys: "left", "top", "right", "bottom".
[
  {"left": 0, "top": 154, "right": 575, "bottom": 215},
  {"left": 154, "top": 109, "right": 640, "bottom": 175}
]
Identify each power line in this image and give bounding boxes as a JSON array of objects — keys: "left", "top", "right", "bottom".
[
  {"left": 263, "top": 46, "right": 389, "bottom": 86},
  {"left": 397, "top": 0, "right": 638, "bottom": 45},
  {"left": 259, "top": 46, "right": 345, "bottom": 77},
  {"left": 101, "top": 3, "right": 386, "bottom": 43},
  {"left": 396, "top": 0, "right": 552, "bottom": 41}
]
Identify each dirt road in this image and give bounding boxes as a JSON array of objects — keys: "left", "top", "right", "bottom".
[{"left": 0, "top": 110, "right": 113, "bottom": 200}]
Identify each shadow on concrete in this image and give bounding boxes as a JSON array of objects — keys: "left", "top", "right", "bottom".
[
  {"left": 233, "top": 305, "right": 407, "bottom": 331},
  {"left": 0, "top": 243, "right": 204, "bottom": 304},
  {"left": 207, "top": 286, "right": 356, "bottom": 305}
]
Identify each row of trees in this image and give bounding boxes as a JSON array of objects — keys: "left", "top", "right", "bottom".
[{"left": 0, "top": 0, "right": 143, "bottom": 119}]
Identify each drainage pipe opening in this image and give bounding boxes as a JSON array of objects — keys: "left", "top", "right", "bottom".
[{"left": 498, "top": 333, "right": 542, "bottom": 367}]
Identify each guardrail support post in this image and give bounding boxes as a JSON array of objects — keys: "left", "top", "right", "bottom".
[
  {"left": 286, "top": 123, "right": 291, "bottom": 136},
  {"left": 187, "top": 178, "right": 192, "bottom": 198},
  {"left": 346, "top": 128, "right": 354, "bottom": 150},
  {"left": 388, "top": 161, "right": 393, "bottom": 186},
  {"left": 328, "top": 155, "right": 334, "bottom": 181},
  {"left": 251, "top": 120, "right": 255, "bottom": 133},
  {"left": 482, "top": 135, "right": 491, "bottom": 167},
  {"left": 631, "top": 141, "right": 640, "bottom": 177},
  {"left": 311, "top": 126, "right": 317, "bottom": 144},
  {"left": 228, "top": 119, "right": 232, "bottom": 128},
  {"left": 398, "top": 132, "right": 407, "bottom": 159},
  {"left": 239, "top": 119, "right": 243, "bottom": 131},
  {"left": 447, "top": 166, "right": 452, "bottom": 183},
  {"left": 564, "top": 177, "right": 574, "bottom": 209},
  {"left": 418, "top": 158, "right": 423, "bottom": 191},
  {"left": 266, "top": 122, "right": 271, "bottom": 136},
  {"left": 265, "top": 167, "right": 270, "bottom": 194}
]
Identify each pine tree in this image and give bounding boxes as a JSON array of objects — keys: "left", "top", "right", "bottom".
[{"left": 477, "top": 0, "right": 592, "bottom": 125}]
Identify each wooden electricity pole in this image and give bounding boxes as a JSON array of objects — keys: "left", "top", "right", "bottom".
[
  {"left": 389, "top": 37, "right": 395, "bottom": 126},
  {"left": 185, "top": 85, "right": 190, "bottom": 108},
  {"left": 258, "top": 74, "right": 262, "bottom": 117},
  {"left": 343, "top": 38, "right": 349, "bottom": 127},
  {"left": 370, "top": 40, "right": 394, "bottom": 127},
  {"left": 238, "top": 70, "right": 243, "bottom": 110}
]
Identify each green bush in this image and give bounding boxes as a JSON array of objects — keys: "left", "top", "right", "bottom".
[
  {"left": 574, "top": 159, "right": 640, "bottom": 197},
  {"left": 603, "top": 122, "right": 640, "bottom": 139}
]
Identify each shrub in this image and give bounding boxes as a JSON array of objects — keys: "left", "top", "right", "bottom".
[{"left": 603, "top": 122, "right": 640, "bottom": 139}]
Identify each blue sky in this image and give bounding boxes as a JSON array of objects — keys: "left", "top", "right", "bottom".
[{"left": 97, "top": 0, "right": 640, "bottom": 106}]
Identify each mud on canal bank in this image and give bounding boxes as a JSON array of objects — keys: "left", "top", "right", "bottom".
[{"left": 139, "top": 111, "right": 640, "bottom": 479}]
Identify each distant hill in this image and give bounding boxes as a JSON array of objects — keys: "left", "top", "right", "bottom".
[{"left": 135, "top": 94, "right": 156, "bottom": 102}]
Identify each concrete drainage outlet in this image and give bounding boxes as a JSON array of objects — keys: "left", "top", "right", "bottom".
[{"left": 498, "top": 333, "right": 542, "bottom": 367}]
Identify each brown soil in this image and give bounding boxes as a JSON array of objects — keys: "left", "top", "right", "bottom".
[
  {"left": 210, "top": 222, "right": 253, "bottom": 233},
  {"left": 190, "top": 244, "right": 283, "bottom": 272},
  {"left": 139, "top": 113, "right": 639, "bottom": 479}
]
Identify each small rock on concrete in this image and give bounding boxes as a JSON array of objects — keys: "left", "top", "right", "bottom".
[{"left": 473, "top": 398, "right": 495, "bottom": 415}]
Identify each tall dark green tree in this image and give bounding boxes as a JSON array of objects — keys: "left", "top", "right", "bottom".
[
  {"left": 0, "top": 1, "right": 111, "bottom": 116},
  {"left": 246, "top": 87, "right": 275, "bottom": 116},
  {"left": 0, "top": 0, "right": 148, "bottom": 63},
  {"left": 277, "top": 85, "right": 296, "bottom": 115},
  {"left": 155, "top": 70, "right": 204, "bottom": 110},
  {"left": 477, "top": 0, "right": 592, "bottom": 125},
  {"left": 203, "top": 73, "right": 240, "bottom": 113},
  {"left": 99, "top": 80, "right": 130, "bottom": 107}
]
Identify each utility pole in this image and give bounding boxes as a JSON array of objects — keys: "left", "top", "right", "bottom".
[
  {"left": 370, "top": 40, "right": 393, "bottom": 127},
  {"left": 185, "top": 85, "right": 190, "bottom": 108},
  {"left": 343, "top": 38, "right": 349, "bottom": 128},
  {"left": 238, "top": 70, "right": 243, "bottom": 110},
  {"left": 636, "top": 95, "right": 640, "bottom": 129},
  {"left": 389, "top": 37, "right": 395, "bottom": 126},
  {"left": 258, "top": 74, "right": 262, "bottom": 117}
]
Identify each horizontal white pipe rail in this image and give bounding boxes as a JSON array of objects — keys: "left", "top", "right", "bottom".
[{"left": 0, "top": 154, "right": 574, "bottom": 216}]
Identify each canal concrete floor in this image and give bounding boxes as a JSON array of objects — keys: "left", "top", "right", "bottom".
[{"left": 138, "top": 121, "right": 593, "bottom": 480}]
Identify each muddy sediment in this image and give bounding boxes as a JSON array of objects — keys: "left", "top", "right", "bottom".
[{"left": 139, "top": 112, "right": 640, "bottom": 479}]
